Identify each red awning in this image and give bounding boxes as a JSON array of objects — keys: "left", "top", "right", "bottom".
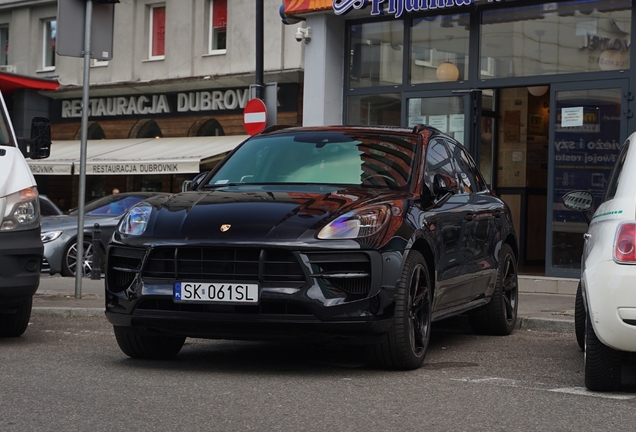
[{"left": 0, "top": 72, "right": 59, "bottom": 95}]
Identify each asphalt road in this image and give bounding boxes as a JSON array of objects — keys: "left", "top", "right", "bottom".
[{"left": 2, "top": 315, "right": 636, "bottom": 431}]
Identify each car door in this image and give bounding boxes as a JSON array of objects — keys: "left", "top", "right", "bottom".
[
  {"left": 422, "top": 138, "right": 475, "bottom": 309},
  {"left": 447, "top": 140, "right": 501, "bottom": 298}
]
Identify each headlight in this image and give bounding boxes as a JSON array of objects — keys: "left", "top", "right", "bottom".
[
  {"left": 317, "top": 206, "right": 390, "bottom": 239},
  {"left": 118, "top": 202, "right": 153, "bottom": 235},
  {"left": 41, "top": 230, "right": 63, "bottom": 243},
  {"left": 1, "top": 187, "right": 40, "bottom": 231}
]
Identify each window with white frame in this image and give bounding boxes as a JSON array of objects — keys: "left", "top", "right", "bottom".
[
  {"left": 149, "top": 4, "right": 166, "bottom": 59},
  {"left": 209, "top": 0, "right": 226, "bottom": 53},
  {"left": 42, "top": 19, "right": 56, "bottom": 70},
  {"left": 0, "top": 26, "right": 8, "bottom": 66}
]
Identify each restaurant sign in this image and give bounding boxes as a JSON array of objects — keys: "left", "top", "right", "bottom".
[
  {"left": 333, "top": 0, "right": 503, "bottom": 17},
  {"left": 49, "top": 83, "right": 298, "bottom": 122}
]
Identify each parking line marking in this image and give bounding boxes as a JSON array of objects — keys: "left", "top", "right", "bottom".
[
  {"left": 549, "top": 387, "right": 636, "bottom": 400},
  {"left": 451, "top": 378, "right": 636, "bottom": 400}
]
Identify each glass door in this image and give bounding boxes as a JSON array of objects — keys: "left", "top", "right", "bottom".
[
  {"left": 546, "top": 80, "right": 629, "bottom": 277},
  {"left": 403, "top": 90, "right": 477, "bottom": 150}
]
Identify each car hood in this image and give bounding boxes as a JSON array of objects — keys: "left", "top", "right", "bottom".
[
  {"left": 41, "top": 214, "right": 122, "bottom": 232},
  {"left": 140, "top": 185, "right": 405, "bottom": 242}
]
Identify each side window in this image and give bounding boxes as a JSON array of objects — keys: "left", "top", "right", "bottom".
[
  {"left": 446, "top": 140, "right": 487, "bottom": 194},
  {"left": 149, "top": 5, "right": 166, "bottom": 60},
  {"left": 42, "top": 19, "right": 56, "bottom": 70},
  {"left": 424, "top": 139, "right": 456, "bottom": 195},
  {"left": 604, "top": 139, "right": 630, "bottom": 202},
  {"left": 209, "top": 0, "right": 227, "bottom": 54}
]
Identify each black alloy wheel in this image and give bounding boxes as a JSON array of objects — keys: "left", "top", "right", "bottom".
[
  {"left": 469, "top": 243, "right": 518, "bottom": 335},
  {"left": 371, "top": 250, "right": 432, "bottom": 370}
]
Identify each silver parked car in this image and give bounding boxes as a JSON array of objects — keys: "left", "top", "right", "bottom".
[{"left": 41, "top": 192, "right": 170, "bottom": 276}]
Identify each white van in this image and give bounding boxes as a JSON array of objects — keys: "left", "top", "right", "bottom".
[{"left": 0, "top": 93, "right": 51, "bottom": 337}]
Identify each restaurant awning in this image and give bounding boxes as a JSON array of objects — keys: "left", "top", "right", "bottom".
[{"left": 27, "top": 135, "right": 249, "bottom": 175}]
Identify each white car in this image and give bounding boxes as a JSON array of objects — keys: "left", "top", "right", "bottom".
[{"left": 563, "top": 133, "right": 636, "bottom": 391}]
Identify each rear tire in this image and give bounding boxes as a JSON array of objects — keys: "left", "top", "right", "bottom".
[
  {"left": 469, "top": 243, "right": 518, "bottom": 335},
  {"left": 0, "top": 297, "right": 32, "bottom": 337},
  {"left": 114, "top": 326, "right": 185, "bottom": 359},
  {"left": 575, "top": 282, "right": 585, "bottom": 351},
  {"left": 584, "top": 312, "right": 622, "bottom": 391},
  {"left": 371, "top": 250, "right": 432, "bottom": 370}
]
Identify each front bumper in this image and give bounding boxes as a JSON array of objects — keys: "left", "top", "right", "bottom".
[
  {"left": 0, "top": 228, "right": 43, "bottom": 305},
  {"left": 584, "top": 260, "right": 636, "bottom": 352},
  {"left": 105, "top": 244, "right": 404, "bottom": 342}
]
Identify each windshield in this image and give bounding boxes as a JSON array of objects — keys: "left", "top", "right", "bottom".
[
  {"left": 69, "top": 195, "right": 146, "bottom": 217},
  {"left": 206, "top": 131, "right": 418, "bottom": 190}
]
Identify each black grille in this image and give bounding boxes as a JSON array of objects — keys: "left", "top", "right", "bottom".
[
  {"left": 107, "top": 247, "right": 146, "bottom": 292},
  {"left": 306, "top": 253, "right": 372, "bottom": 295},
  {"left": 142, "top": 247, "right": 306, "bottom": 288}
]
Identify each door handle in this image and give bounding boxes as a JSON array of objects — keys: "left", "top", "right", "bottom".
[
  {"left": 465, "top": 213, "right": 474, "bottom": 221},
  {"left": 493, "top": 210, "right": 501, "bottom": 218},
  {"left": 583, "top": 232, "right": 592, "bottom": 240}
]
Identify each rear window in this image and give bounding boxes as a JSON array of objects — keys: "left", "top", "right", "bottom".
[{"left": 206, "top": 131, "right": 418, "bottom": 190}]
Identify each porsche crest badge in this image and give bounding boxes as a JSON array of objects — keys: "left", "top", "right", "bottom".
[{"left": 220, "top": 224, "right": 231, "bottom": 232}]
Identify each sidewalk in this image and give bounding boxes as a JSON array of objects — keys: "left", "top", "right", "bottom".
[{"left": 32, "top": 274, "right": 577, "bottom": 332}]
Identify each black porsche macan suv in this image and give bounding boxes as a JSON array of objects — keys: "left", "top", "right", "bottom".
[{"left": 105, "top": 125, "right": 518, "bottom": 370}]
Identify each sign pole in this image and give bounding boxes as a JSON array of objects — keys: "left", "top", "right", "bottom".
[{"left": 74, "top": 0, "right": 93, "bottom": 299}]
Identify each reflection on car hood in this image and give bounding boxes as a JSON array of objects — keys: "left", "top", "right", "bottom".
[
  {"left": 143, "top": 185, "right": 402, "bottom": 242},
  {"left": 41, "top": 214, "right": 123, "bottom": 231}
]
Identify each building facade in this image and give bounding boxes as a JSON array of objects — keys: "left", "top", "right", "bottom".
[
  {"left": 0, "top": 0, "right": 304, "bottom": 205},
  {"left": 284, "top": 0, "right": 635, "bottom": 277}
]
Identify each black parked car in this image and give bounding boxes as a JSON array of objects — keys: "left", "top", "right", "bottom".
[{"left": 106, "top": 125, "right": 518, "bottom": 370}]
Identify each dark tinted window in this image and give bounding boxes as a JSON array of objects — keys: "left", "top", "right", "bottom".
[
  {"left": 446, "top": 140, "right": 488, "bottom": 193},
  {"left": 604, "top": 139, "right": 630, "bottom": 201},
  {"left": 424, "top": 139, "right": 456, "bottom": 194},
  {"left": 39, "top": 197, "right": 62, "bottom": 216}
]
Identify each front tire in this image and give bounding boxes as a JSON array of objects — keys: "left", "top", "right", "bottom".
[
  {"left": 584, "top": 312, "right": 622, "bottom": 391},
  {"left": 371, "top": 250, "right": 432, "bottom": 370},
  {"left": 114, "top": 326, "right": 185, "bottom": 359},
  {"left": 469, "top": 243, "right": 518, "bottom": 335},
  {"left": 575, "top": 282, "right": 585, "bottom": 351},
  {"left": 0, "top": 298, "right": 32, "bottom": 337},
  {"left": 62, "top": 239, "right": 93, "bottom": 277}
]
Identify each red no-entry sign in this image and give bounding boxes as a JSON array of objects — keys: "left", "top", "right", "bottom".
[{"left": 243, "top": 98, "right": 267, "bottom": 136}]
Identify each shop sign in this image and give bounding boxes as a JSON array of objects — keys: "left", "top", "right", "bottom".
[
  {"left": 87, "top": 161, "right": 200, "bottom": 175},
  {"left": 49, "top": 83, "right": 298, "bottom": 122},
  {"left": 333, "top": 0, "right": 503, "bottom": 18}
]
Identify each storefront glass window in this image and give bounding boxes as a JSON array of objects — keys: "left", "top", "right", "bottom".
[
  {"left": 551, "top": 87, "right": 623, "bottom": 270},
  {"left": 348, "top": 21, "right": 403, "bottom": 88},
  {"left": 347, "top": 94, "right": 401, "bottom": 126},
  {"left": 407, "top": 96, "right": 465, "bottom": 145},
  {"left": 481, "top": 0, "right": 631, "bottom": 79},
  {"left": 410, "top": 14, "right": 470, "bottom": 84}
]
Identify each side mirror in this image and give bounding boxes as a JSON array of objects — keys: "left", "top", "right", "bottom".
[
  {"left": 432, "top": 173, "right": 456, "bottom": 197},
  {"left": 187, "top": 171, "right": 210, "bottom": 191},
  {"left": 562, "top": 190, "right": 593, "bottom": 212},
  {"left": 17, "top": 117, "right": 51, "bottom": 160}
]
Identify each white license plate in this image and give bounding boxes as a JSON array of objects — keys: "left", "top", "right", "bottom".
[{"left": 174, "top": 282, "right": 259, "bottom": 304}]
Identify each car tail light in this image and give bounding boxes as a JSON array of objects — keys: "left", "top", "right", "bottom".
[{"left": 614, "top": 223, "right": 636, "bottom": 263}]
